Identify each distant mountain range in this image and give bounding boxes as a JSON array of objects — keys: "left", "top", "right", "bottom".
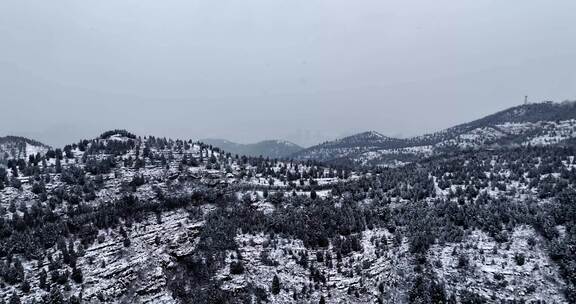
[
  {"left": 292, "top": 101, "right": 576, "bottom": 166},
  {"left": 5, "top": 101, "right": 576, "bottom": 167},
  {"left": 201, "top": 138, "right": 303, "bottom": 159}
]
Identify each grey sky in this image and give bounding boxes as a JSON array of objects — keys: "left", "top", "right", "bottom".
[{"left": 1, "top": 0, "right": 575, "bottom": 147}]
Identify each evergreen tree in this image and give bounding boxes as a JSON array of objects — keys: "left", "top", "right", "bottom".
[
  {"left": 71, "top": 267, "right": 83, "bottom": 284},
  {"left": 55, "top": 158, "right": 62, "bottom": 173},
  {"left": 272, "top": 274, "right": 281, "bottom": 295},
  {"left": 310, "top": 190, "right": 318, "bottom": 200},
  {"left": 21, "top": 278, "right": 31, "bottom": 293},
  {"left": 39, "top": 269, "right": 48, "bottom": 290}
]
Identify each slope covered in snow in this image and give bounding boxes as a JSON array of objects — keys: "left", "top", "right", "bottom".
[
  {"left": 294, "top": 102, "right": 576, "bottom": 167},
  {"left": 0, "top": 129, "right": 575, "bottom": 303},
  {"left": 0, "top": 136, "right": 50, "bottom": 163}
]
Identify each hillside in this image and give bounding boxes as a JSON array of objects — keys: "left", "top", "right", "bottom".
[
  {"left": 202, "top": 138, "right": 303, "bottom": 159},
  {"left": 0, "top": 136, "right": 50, "bottom": 163},
  {"left": 290, "top": 131, "right": 404, "bottom": 163},
  {"left": 0, "top": 129, "right": 575, "bottom": 303},
  {"left": 293, "top": 101, "right": 576, "bottom": 166}
]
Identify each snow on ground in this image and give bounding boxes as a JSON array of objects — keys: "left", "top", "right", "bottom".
[
  {"left": 25, "top": 143, "right": 48, "bottom": 158},
  {"left": 428, "top": 226, "right": 567, "bottom": 303},
  {"left": 0, "top": 209, "right": 205, "bottom": 304},
  {"left": 216, "top": 229, "right": 412, "bottom": 304},
  {"left": 76, "top": 210, "right": 204, "bottom": 303}
]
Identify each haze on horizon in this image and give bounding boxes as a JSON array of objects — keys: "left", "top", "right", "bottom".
[{"left": 1, "top": 0, "right": 575, "bottom": 148}]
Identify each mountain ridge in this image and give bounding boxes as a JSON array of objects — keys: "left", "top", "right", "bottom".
[
  {"left": 201, "top": 138, "right": 303, "bottom": 158},
  {"left": 292, "top": 101, "right": 576, "bottom": 165}
]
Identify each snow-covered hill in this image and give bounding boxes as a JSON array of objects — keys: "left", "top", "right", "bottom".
[
  {"left": 202, "top": 138, "right": 303, "bottom": 159},
  {"left": 294, "top": 102, "right": 576, "bottom": 167},
  {"left": 0, "top": 129, "right": 575, "bottom": 303},
  {"left": 0, "top": 136, "right": 50, "bottom": 163},
  {"left": 291, "top": 131, "right": 406, "bottom": 162},
  {"left": 0, "top": 130, "right": 351, "bottom": 303}
]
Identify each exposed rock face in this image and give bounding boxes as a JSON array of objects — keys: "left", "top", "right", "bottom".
[
  {"left": 428, "top": 227, "right": 566, "bottom": 303},
  {"left": 0, "top": 210, "right": 203, "bottom": 304},
  {"left": 80, "top": 210, "right": 199, "bottom": 303}
]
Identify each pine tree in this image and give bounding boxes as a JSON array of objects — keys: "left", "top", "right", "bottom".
[
  {"left": 71, "top": 266, "right": 83, "bottom": 283},
  {"left": 39, "top": 269, "right": 48, "bottom": 290},
  {"left": 310, "top": 190, "right": 317, "bottom": 200},
  {"left": 272, "top": 274, "right": 281, "bottom": 295},
  {"left": 21, "top": 278, "right": 31, "bottom": 293},
  {"left": 8, "top": 201, "right": 16, "bottom": 213}
]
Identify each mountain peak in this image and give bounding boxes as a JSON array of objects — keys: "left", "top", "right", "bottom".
[
  {"left": 201, "top": 138, "right": 303, "bottom": 158},
  {"left": 100, "top": 129, "right": 138, "bottom": 140},
  {"left": 357, "top": 131, "right": 386, "bottom": 139},
  {"left": 322, "top": 130, "right": 399, "bottom": 147}
]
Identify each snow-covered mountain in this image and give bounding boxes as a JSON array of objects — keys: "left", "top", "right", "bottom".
[
  {"left": 293, "top": 101, "right": 576, "bottom": 166},
  {"left": 201, "top": 138, "right": 303, "bottom": 159},
  {"left": 0, "top": 136, "right": 50, "bottom": 163},
  {"left": 0, "top": 128, "right": 575, "bottom": 303},
  {"left": 290, "top": 131, "right": 405, "bottom": 163}
]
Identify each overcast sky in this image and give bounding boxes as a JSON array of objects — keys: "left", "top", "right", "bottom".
[{"left": 1, "top": 0, "right": 575, "bottom": 147}]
